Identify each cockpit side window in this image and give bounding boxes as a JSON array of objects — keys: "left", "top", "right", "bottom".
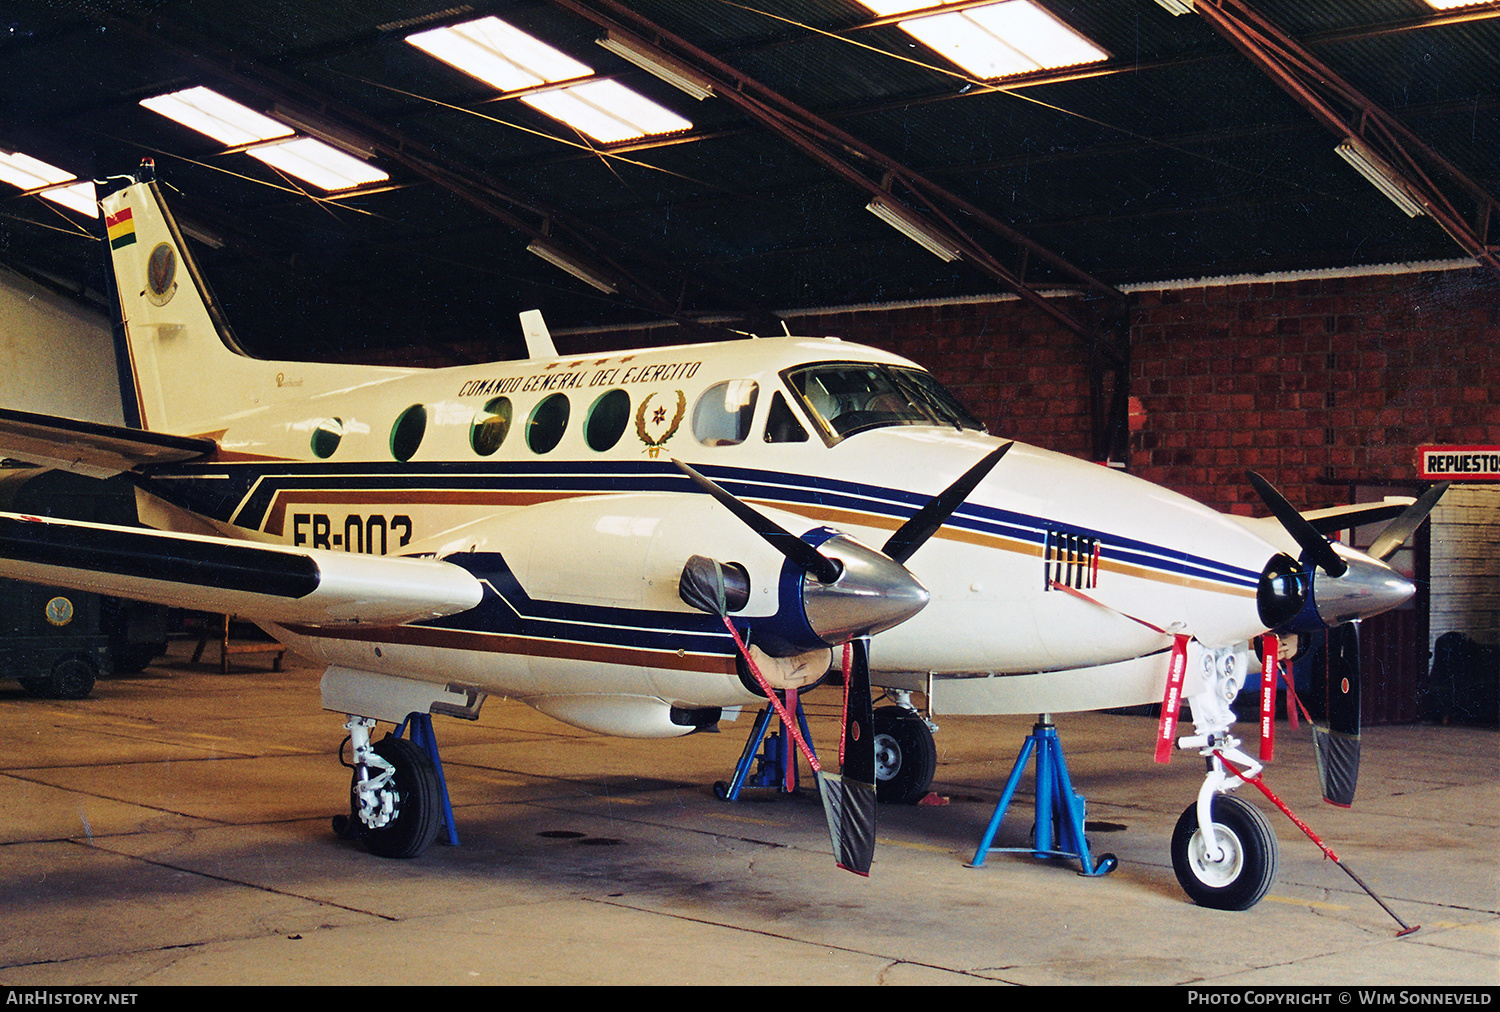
[
  {"left": 764, "top": 392, "right": 808, "bottom": 443},
  {"left": 782, "top": 362, "right": 985, "bottom": 445}
]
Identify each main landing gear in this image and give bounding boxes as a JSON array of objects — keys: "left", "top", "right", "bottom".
[
  {"left": 716, "top": 689, "right": 938, "bottom": 806},
  {"left": 334, "top": 714, "right": 456, "bottom": 859},
  {"left": 1170, "top": 643, "right": 1279, "bottom": 910},
  {"left": 872, "top": 698, "right": 938, "bottom": 804}
]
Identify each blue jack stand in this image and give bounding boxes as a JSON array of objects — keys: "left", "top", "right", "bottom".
[
  {"left": 714, "top": 694, "right": 817, "bottom": 801},
  {"left": 968, "top": 716, "right": 1117, "bottom": 876},
  {"left": 394, "top": 711, "right": 460, "bottom": 846}
]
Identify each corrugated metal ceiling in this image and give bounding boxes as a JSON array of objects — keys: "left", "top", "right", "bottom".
[{"left": 0, "top": 0, "right": 1494, "bottom": 360}]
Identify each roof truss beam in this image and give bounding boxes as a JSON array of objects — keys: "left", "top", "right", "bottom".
[
  {"left": 1189, "top": 0, "right": 1500, "bottom": 278},
  {"left": 546, "top": 0, "right": 1129, "bottom": 344}
]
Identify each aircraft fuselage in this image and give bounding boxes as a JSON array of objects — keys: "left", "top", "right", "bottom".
[{"left": 130, "top": 336, "right": 1283, "bottom": 729}]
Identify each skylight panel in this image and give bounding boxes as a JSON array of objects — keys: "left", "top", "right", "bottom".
[
  {"left": 140, "top": 86, "right": 294, "bottom": 146},
  {"left": 522, "top": 80, "right": 692, "bottom": 144},
  {"left": 37, "top": 181, "right": 99, "bottom": 217},
  {"left": 246, "top": 137, "right": 391, "bottom": 192},
  {"left": 0, "top": 151, "right": 76, "bottom": 191},
  {"left": 857, "top": 1, "right": 1107, "bottom": 80},
  {"left": 406, "top": 15, "right": 692, "bottom": 143},
  {"left": 140, "top": 86, "right": 388, "bottom": 192},
  {"left": 407, "top": 16, "right": 593, "bottom": 91},
  {"left": 0, "top": 152, "right": 96, "bottom": 217}
]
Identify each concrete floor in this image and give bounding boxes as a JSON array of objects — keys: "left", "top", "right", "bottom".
[{"left": 0, "top": 640, "right": 1495, "bottom": 986}]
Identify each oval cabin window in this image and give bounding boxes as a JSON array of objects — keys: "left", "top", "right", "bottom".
[
  {"left": 311, "top": 418, "right": 343, "bottom": 459},
  {"left": 471, "top": 397, "right": 513, "bottom": 456},
  {"left": 585, "top": 389, "right": 631, "bottom": 452},
  {"left": 391, "top": 404, "right": 427, "bottom": 462},
  {"left": 528, "top": 394, "right": 570, "bottom": 454}
]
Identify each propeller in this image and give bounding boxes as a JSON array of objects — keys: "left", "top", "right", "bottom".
[
  {"left": 1366, "top": 481, "right": 1450, "bottom": 561},
  {"left": 1247, "top": 471, "right": 1346, "bottom": 578},
  {"left": 882, "top": 443, "right": 1012, "bottom": 563},
  {"left": 1248, "top": 473, "right": 1448, "bottom": 806},
  {"left": 675, "top": 446, "right": 1010, "bottom": 875},
  {"left": 675, "top": 460, "right": 843, "bottom": 586}
]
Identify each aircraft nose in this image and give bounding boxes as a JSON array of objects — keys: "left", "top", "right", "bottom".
[
  {"left": 1312, "top": 544, "right": 1415, "bottom": 627},
  {"left": 802, "top": 534, "right": 930, "bottom": 643}
]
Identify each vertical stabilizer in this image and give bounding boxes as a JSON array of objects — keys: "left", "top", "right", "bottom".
[{"left": 101, "top": 167, "right": 264, "bottom": 434}]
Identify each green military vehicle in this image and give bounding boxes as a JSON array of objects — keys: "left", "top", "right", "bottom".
[{"left": 0, "top": 465, "right": 168, "bottom": 698}]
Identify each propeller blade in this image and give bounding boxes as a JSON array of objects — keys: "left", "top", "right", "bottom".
[
  {"left": 1247, "top": 471, "right": 1347, "bottom": 577},
  {"left": 674, "top": 460, "right": 842, "bottom": 584},
  {"left": 1313, "top": 622, "right": 1362, "bottom": 806},
  {"left": 882, "top": 442, "right": 1012, "bottom": 564},
  {"left": 1366, "top": 482, "right": 1449, "bottom": 561},
  {"left": 818, "top": 638, "right": 877, "bottom": 875}
]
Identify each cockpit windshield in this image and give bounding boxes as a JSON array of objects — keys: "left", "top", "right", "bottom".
[{"left": 782, "top": 362, "right": 986, "bottom": 444}]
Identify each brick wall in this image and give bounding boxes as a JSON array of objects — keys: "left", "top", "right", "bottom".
[{"left": 767, "top": 267, "right": 1500, "bottom": 516}]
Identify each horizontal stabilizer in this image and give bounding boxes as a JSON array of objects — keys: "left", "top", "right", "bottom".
[
  {"left": 0, "top": 408, "right": 214, "bottom": 478},
  {"left": 0, "top": 512, "right": 483, "bottom": 626}
]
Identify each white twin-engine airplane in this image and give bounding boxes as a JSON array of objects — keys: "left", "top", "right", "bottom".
[{"left": 0, "top": 164, "right": 1442, "bottom": 909}]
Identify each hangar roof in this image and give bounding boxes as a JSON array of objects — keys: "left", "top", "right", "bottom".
[{"left": 1, "top": 1, "right": 1496, "bottom": 360}]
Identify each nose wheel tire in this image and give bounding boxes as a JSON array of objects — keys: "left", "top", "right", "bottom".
[
  {"left": 872, "top": 706, "right": 937, "bottom": 804},
  {"left": 1171, "top": 794, "right": 1278, "bottom": 910},
  {"left": 349, "top": 735, "right": 442, "bottom": 859}
]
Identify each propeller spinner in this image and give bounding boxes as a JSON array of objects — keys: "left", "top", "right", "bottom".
[{"left": 674, "top": 445, "right": 1010, "bottom": 649}]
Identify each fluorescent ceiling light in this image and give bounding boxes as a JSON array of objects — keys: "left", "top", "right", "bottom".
[
  {"left": 596, "top": 31, "right": 715, "bottom": 101},
  {"left": 407, "top": 15, "right": 591, "bottom": 91},
  {"left": 247, "top": 137, "right": 390, "bottom": 192},
  {"left": 140, "top": 86, "right": 294, "bottom": 146},
  {"left": 408, "top": 15, "right": 692, "bottom": 142},
  {"left": 1335, "top": 139, "right": 1427, "bottom": 218},
  {"left": 1153, "top": 0, "right": 1194, "bottom": 14},
  {"left": 867, "top": 197, "right": 963, "bottom": 261},
  {"left": 1423, "top": 0, "right": 1494, "bottom": 9},
  {"left": 858, "top": 1, "right": 1107, "bottom": 79},
  {"left": 527, "top": 240, "right": 619, "bottom": 293}
]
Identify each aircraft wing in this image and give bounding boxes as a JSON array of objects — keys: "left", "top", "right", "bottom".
[
  {"left": 0, "top": 408, "right": 215, "bottom": 478},
  {"left": 1300, "top": 499, "right": 1416, "bottom": 535},
  {"left": 0, "top": 512, "right": 484, "bottom": 626},
  {"left": 1234, "top": 498, "right": 1417, "bottom": 547}
]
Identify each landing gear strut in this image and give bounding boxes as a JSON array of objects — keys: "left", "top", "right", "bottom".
[
  {"left": 337, "top": 716, "right": 443, "bottom": 859},
  {"left": 1171, "top": 643, "right": 1279, "bottom": 910}
]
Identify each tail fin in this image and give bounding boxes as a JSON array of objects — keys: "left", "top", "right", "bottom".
[{"left": 100, "top": 164, "right": 267, "bottom": 434}]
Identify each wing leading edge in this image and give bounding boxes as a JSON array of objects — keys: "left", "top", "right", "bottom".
[{"left": 0, "top": 512, "right": 484, "bottom": 626}]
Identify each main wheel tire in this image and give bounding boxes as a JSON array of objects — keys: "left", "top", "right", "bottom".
[
  {"left": 20, "top": 656, "right": 97, "bottom": 700},
  {"left": 351, "top": 735, "right": 442, "bottom": 859},
  {"left": 1171, "top": 794, "right": 1278, "bottom": 910},
  {"left": 872, "top": 706, "right": 937, "bottom": 804}
]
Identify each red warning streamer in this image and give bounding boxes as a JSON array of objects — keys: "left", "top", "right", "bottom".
[
  {"left": 1260, "top": 634, "right": 1279, "bottom": 761},
  {"left": 1155, "top": 633, "right": 1191, "bottom": 764}
]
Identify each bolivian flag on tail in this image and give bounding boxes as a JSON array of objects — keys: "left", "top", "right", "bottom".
[{"left": 106, "top": 207, "right": 136, "bottom": 249}]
